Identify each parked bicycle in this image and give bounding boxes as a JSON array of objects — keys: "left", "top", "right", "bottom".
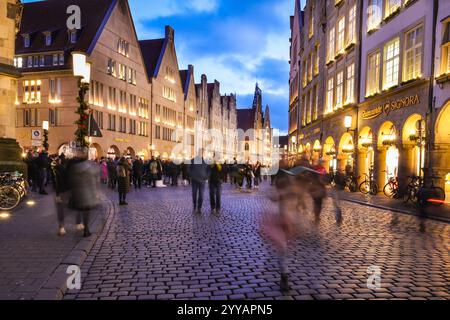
[
  {"left": 403, "top": 175, "right": 421, "bottom": 205},
  {"left": 0, "top": 172, "right": 27, "bottom": 211},
  {"left": 383, "top": 173, "right": 400, "bottom": 199},
  {"left": 345, "top": 172, "right": 358, "bottom": 193},
  {"left": 417, "top": 176, "right": 446, "bottom": 208},
  {"left": 359, "top": 167, "right": 378, "bottom": 195},
  {"left": 403, "top": 175, "right": 446, "bottom": 207}
]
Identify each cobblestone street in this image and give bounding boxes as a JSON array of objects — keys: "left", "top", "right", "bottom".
[{"left": 63, "top": 182, "right": 450, "bottom": 300}]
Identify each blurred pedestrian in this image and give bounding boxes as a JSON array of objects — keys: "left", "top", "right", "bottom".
[
  {"left": 100, "top": 158, "right": 108, "bottom": 184},
  {"left": 52, "top": 156, "right": 70, "bottom": 236},
  {"left": 107, "top": 158, "right": 117, "bottom": 189},
  {"left": 117, "top": 157, "right": 131, "bottom": 205},
  {"left": 132, "top": 156, "right": 144, "bottom": 190},
  {"left": 148, "top": 157, "right": 158, "bottom": 188},
  {"left": 189, "top": 153, "right": 210, "bottom": 214},
  {"left": 209, "top": 160, "right": 223, "bottom": 214},
  {"left": 69, "top": 148, "right": 101, "bottom": 237},
  {"left": 36, "top": 150, "right": 49, "bottom": 195}
]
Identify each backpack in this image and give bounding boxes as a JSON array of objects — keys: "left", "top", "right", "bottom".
[{"left": 117, "top": 165, "right": 126, "bottom": 178}]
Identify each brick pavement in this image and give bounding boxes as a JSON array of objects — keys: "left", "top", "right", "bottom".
[
  {"left": 0, "top": 190, "right": 111, "bottom": 300},
  {"left": 338, "top": 190, "right": 450, "bottom": 223},
  {"left": 64, "top": 183, "right": 450, "bottom": 300}
]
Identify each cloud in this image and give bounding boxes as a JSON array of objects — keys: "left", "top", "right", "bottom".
[{"left": 129, "top": 0, "right": 219, "bottom": 21}]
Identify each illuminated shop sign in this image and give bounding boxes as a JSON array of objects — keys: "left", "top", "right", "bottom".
[{"left": 362, "top": 94, "right": 421, "bottom": 120}]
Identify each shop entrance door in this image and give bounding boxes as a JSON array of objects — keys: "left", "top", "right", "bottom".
[
  {"left": 386, "top": 146, "right": 399, "bottom": 184},
  {"left": 365, "top": 147, "right": 374, "bottom": 173}
]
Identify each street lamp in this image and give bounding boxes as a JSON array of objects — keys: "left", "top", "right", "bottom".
[
  {"left": 344, "top": 115, "right": 354, "bottom": 132},
  {"left": 42, "top": 121, "right": 49, "bottom": 152},
  {"left": 72, "top": 52, "right": 91, "bottom": 149}
]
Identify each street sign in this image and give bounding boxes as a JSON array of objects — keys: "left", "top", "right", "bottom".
[
  {"left": 31, "top": 140, "right": 42, "bottom": 147},
  {"left": 32, "top": 130, "right": 42, "bottom": 140}
]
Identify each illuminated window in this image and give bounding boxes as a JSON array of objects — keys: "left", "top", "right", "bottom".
[
  {"left": 367, "top": 51, "right": 381, "bottom": 96},
  {"left": 328, "top": 27, "right": 335, "bottom": 62},
  {"left": 385, "top": 0, "right": 401, "bottom": 19},
  {"left": 165, "top": 66, "right": 176, "bottom": 84},
  {"left": 49, "top": 78, "right": 61, "bottom": 103},
  {"left": 440, "top": 22, "right": 450, "bottom": 75},
  {"left": 314, "top": 44, "right": 319, "bottom": 75},
  {"left": 163, "top": 86, "right": 176, "bottom": 102},
  {"left": 336, "top": 71, "right": 344, "bottom": 108},
  {"left": 23, "top": 80, "right": 41, "bottom": 104},
  {"left": 347, "top": 5, "right": 356, "bottom": 46},
  {"left": 346, "top": 64, "right": 355, "bottom": 104},
  {"left": 117, "top": 39, "right": 129, "bottom": 57},
  {"left": 53, "top": 54, "right": 58, "bottom": 66},
  {"left": 108, "top": 87, "right": 117, "bottom": 110},
  {"left": 368, "top": 0, "right": 382, "bottom": 32},
  {"left": 326, "top": 78, "right": 334, "bottom": 113},
  {"left": 337, "top": 17, "right": 345, "bottom": 54},
  {"left": 383, "top": 38, "right": 400, "bottom": 90},
  {"left": 59, "top": 54, "right": 64, "bottom": 66},
  {"left": 404, "top": 25, "right": 423, "bottom": 81},
  {"left": 39, "top": 55, "right": 45, "bottom": 67},
  {"left": 308, "top": 5, "right": 314, "bottom": 39},
  {"left": 313, "top": 85, "right": 318, "bottom": 121},
  {"left": 189, "top": 99, "right": 195, "bottom": 112}
]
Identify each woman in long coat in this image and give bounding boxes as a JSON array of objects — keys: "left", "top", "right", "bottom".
[{"left": 117, "top": 157, "right": 131, "bottom": 205}]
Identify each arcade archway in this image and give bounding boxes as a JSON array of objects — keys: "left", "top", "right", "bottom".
[
  {"left": 323, "top": 136, "right": 336, "bottom": 173},
  {"left": 107, "top": 145, "right": 120, "bottom": 159},
  {"left": 358, "top": 127, "right": 374, "bottom": 184},
  {"left": 435, "top": 101, "right": 450, "bottom": 200},
  {"left": 338, "top": 133, "right": 354, "bottom": 173},
  {"left": 402, "top": 114, "right": 425, "bottom": 177},
  {"left": 378, "top": 122, "right": 399, "bottom": 186}
]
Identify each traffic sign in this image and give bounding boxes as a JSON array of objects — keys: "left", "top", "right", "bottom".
[
  {"left": 32, "top": 130, "right": 42, "bottom": 140},
  {"left": 32, "top": 140, "right": 42, "bottom": 147}
]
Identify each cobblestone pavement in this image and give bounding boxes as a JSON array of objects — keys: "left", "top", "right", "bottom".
[
  {"left": 0, "top": 191, "right": 108, "bottom": 300},
  {"left": 64, "top": 182, "right": 450, "bottom": 300}
]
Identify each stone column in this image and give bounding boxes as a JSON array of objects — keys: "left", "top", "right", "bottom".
[{"left": 374, "top": 146, "right": 385, "bottom": 193}]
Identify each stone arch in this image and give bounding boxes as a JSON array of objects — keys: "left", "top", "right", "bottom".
[
  {"left": 89, "top": 143, "right": 103, "bottom": 161},
  {"left": 402, "top": 114, "right": 425, "bottom": 177},
  {"left": 435, "top": 101, "right": 450, "bottom": 198},
  {"left": 358, "top": 126, "right": 375, "bottom": 183},
  {"left": 338, "top": 132, "right": 354, "bottom": 172},
  {"left": 377, "top": 121, "right": 399, "bottom": 187},
  {"left": 126, "top": 147, "right": 136, "bottom": 158},
  {"left": 107, "top": 145, "right": 120, "bottom": 159},
  {"left": 323, "top": 136, "right": 336, "bottom": 173}
]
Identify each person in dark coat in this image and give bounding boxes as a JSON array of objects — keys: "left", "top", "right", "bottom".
[
  {"left": 181, "top": 162, "right": 190, "bottom": 186},
  {"left": 132, "top": 156, "right": 144, "bottom": 189},
  {"left": 36, "top": 151, "right": 49, "bottom": 195},
  {"left": 209, "top": 161, "right": 223, "bottom": 214},
  {"left": 107, "top": 158, "right": 117, "bottom": 189},
  {"left": 189, "top": 154, "right": 210, "bottom": 214},
  {"left": 117, "top": 157, "right": 131, "bottom": 205},
  {"left": 52, "top": 157, "right": 70, "bottom": 236}
]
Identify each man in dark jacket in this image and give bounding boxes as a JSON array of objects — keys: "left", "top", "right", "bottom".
[
  {"left": 132, "top": 156, "right": 144, "bottom": 189},
  {"left": 52, "top": 157, "right": 70, "bottom": 236},
  {"left": 36, "top": 151, "right": 49, "bottom": 195},
  {"left": 209, "top": 161, "right": 223, "bottom": 214},
  {"left": 189, "top": 154, "right": 210, "bottom": 214}
]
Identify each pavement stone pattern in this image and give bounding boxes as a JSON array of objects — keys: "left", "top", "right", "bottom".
[
  {"left": 63, "top": 183, "right": 450, "bottom": 300},
  {"left": 0, "top": 191, "right": 109, "bottom": 300}
]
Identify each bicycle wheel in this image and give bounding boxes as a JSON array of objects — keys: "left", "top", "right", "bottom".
[
  {"left": 383, "top": 183, "right": 394, "bottom": 198},
  {"left": 13, "top": 183, "right": 26, "bottom": 199},
  {"left": 0, "top": 186, "right": 21, "bottom": 211},
  {"left": 359, "top": 181, "right": 370, "bottom": 194},
  {"left": 428, "top": 187, "right": 446, "bottom": 207}
]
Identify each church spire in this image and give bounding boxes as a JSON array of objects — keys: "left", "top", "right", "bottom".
[{"left": 252, "top": 82, "right": 262, "bottom": 112}]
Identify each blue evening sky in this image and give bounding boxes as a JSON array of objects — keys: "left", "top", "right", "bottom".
[{"left": 24, "top": 0, "right": 307, "bottom": 134}]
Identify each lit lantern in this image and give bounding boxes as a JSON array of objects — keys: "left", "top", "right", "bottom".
[{"left": 344, "top": 116, "right": 353, "bottom": 129}]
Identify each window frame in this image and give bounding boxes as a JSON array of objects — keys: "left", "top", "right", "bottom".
[
  {"left": 403, "top": 24, "right": 423, "bottom": 82},
  {"left": 383, "top": 37, "right": 401, "bottom": 90}
]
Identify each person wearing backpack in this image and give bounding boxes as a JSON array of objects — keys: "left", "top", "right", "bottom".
[{"left": 117, "top": 157, "right": 131, "bottom": 205}]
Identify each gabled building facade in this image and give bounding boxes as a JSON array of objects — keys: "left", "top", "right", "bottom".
[
  {"left": 15, "top": 0, "right": 152, "bottom": 159},
  {"left": 140, "top": 26, "right": 185, "bottom": 160}
]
